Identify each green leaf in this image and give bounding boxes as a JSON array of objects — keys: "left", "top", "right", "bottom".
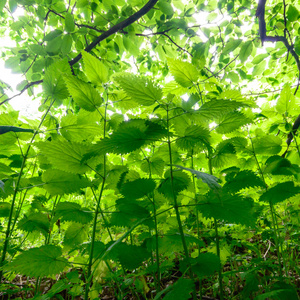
[
  {"left": 264, "top": 156, "right": 298, "bottom": 176},
  {"left": 120, "top": 178, "right": 156, "bottom": 199},
  {"left": 60, "top": 111, "right": 101, "bottom": 142},
  {"left": 37, "top": 138, "right": 94, "bottom": 174},
  {"left": 252, "top": 136, "right": 282, "bottom": 155},
  {"left": 167, "top": 58, "right": 199, "bottom": 87},
  {"left": 141, "top": 158, "right": 165, "bottom": 177},
  {"left": 86, "top": 120, "right": 167, "bottom": 156},
  {"left": 287, "top": 5, "right": 299, "bottom": 22},
  {"left": 200, "top": 191, "right": 256, "bottom": 226},
  {"left": 0, "top": 202, "right": 10, "bottom": 217},
  {"left": 157, "top": 1, "right": 173, "bottom": 15},
  {"left": 55, "top": 202, "right": 93, "bottom": 224},
  {"left": 239, "top": 41, "right": 253, "bottom": 63},
  {"left": 42, "top": 169, "right": 91, "bottom": 195},
  {"left": 222, "top": 39, "right": 242, "bottom": 56},
  {"left": 158, "top": 169, "right": 190, "bottom": 199},
  {"left": 65, "top": 12, "right": 75, "bottom": 33},
  {"left": 43, "top": 59, "right": 72, "bottom": 100},
  {"left": 173, "top": 165, "right": 221, "bottom": 190},
  {"left": 110, "top": 202, "right": 150, "bottom": 227},
  {"left": 64, "top": 223, "right": 88, "bottom": 247},
  {"left": 197, "top": 100, "right": 247, "bottom": 120},
  {"left": 18, "top": 213, "right": 50, "bottom": 235},
  {"left": 6, "top": 245, "right": 68, "bottom": 277},
  {"left": 61, "top": 35, "right": 73, "bottom": 55},
  {"left": 162, "top": 278, "right": 194, "bottom": 300},
  {"left": 82, "top": 51, "right": 109, "bottom": 85},
  {"left": 216, "top": 111, "right": 251, "bottom": 134},
  {"left": 276, "top": 83, "right": 295, "bottom": 114},
  {"left": 108, "top": 243, "right": 151, "bottom": 270},
  {"left": 223, "top": 170, "right": 265, "bottom": 193},
  {"left": 115, "top": 74, "right": 162, "bottom": 106},
  {"left": 252, "top": 60, "right": 266, "bottom": 76},
  {"left": 190, "top": 253, "right": 221, "bottom": 278},
  {"left": 259, "top": 181, "right": 300, "bottom": 204},
  {"left": 176, "top": 125, "right": 210, "bottom": 150},
  {"left": 64, "top": 75, "right": 103, "bottom": 111}
]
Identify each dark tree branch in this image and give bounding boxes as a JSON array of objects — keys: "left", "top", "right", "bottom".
[
  {"left": 256, "top": 0, "right": 300, "bottom": 157},
  {"left": 69, "top": 0, "right": 159, "bottom": 66}
]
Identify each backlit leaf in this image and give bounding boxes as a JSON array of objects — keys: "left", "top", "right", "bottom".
[
  {"left": 115, "top": 74, "right": 162, "bottom": 106},
  {"left": 18, "top": 213, "right": 50, "bottom": 235},
  {"left": 167, "top": 58, "right": 199, "bottom": 87},
  {"left": 64, "top": 75, "right": 103, "bottom": 111},
  {"left": 216, "top": 111, "right": 251, "bottom": 134},
  {"left": 120, "top": 178, "right": 156, "bottom": 199},
  {"left": 82, "top": 51, "right": 109, "bottom": 85}
]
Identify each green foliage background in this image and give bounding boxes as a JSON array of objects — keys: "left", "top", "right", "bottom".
[{"left": 0, "top": 0, "right": 300, "bottom": 299}]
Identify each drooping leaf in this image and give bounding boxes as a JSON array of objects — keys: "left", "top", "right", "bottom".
[
  {"left": 223, "top": 170, "right": 265, "bottom": 193},
  {"left": 82, "top": 51, "right": 109, "bottom": 85},
  {"left": 115, "top": 74, "right": 162, "bottom": 106},
  {"left": 173, "top": 165, "right": 221, "bottom": 190},
  {"left": 264, "top": 155, "right": 298, "bottom": 176},
  {"left": 167, "top": 58, "right": 199, "bottom": 87},
  {"left": 18, "top": 213, "right": 50, "bottom": 235},
  {"left": 64, "top": 75, "right": 103, "bottom": 111},
  {"left": 6, "top": 245, "right": 68, "bottom": 277},
  {"left": 259, "top": 181, "right": 300, "bottom": 204},
  {"left": 43, "top": 59, "right": 72, "bottom": 100},
  {"left": 120, "top": 178, "right": 156, "bottom": 199},
  {"left": 55, "top": 202, "right": 93, "bottom": 224},
  {"left": 176, "top": 125, "right": 210, "bottom": 150},
  {"left": 42, "top": 169, "right": 91, "bottom": 195},
  {"left": 141, "top": 158, "right": 165, "bottom": 177},
  {"left": 216, "top": 111, "right": 251, "bottom": 134}
]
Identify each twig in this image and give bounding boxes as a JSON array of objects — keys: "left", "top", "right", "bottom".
[{"left": 69, "top": 0, "right": 159, "bottom": 66}]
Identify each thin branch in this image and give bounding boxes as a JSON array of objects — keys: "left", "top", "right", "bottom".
[
  {"left": 0, "top": 80, "right": 42, "bottom": 107},
  {"left": 69, "top": 0, "right": 159, "bottom": 66}
]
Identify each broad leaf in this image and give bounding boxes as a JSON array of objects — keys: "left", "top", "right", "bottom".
[
  {"left": 115, "top": 74, "right": 162, "bottom": 106},
  {"left": 6, "top": 245, "right": 68, "bottom": 277},
  {"left": 64, "top": 75, "right": 103, "bottom": 111},
  {"left": 120, "top": 178, "right": 156, "bottom": 199},
  {"left": 162, "top": 278, "right": 194, "bottom": 300},
  {"left": 216, "top": 111, "right": 251, "bottom": 134},
  {"left": 42, "top": 169, "right": 91, "bottom": 195},
  {"left": 276, "top": 83, "right": 296, "bottom": 114},
  {"left": 252, "top": 136, "right": 282, "bottom": 155},
  {"left": 64, "top": 223, "right": 88, "bottom": 247},
  {"left": 82, "top": 51, "right": 109, "bottom": 85},
  {"left": 259, "top": 181, "right": 300, "bottom": 204},
  {"left": 0, "top": 202, "right": 10, "bottom": 217},
  {"left": 43, "top": 59, "right": 72, "bottom": 100},
  {"left": 239, "top": 41, "right": 253, "bottom": 63},
  {"left": 18, "top": 213, "right": 50, "bottom": 235},
  {"left": 55, "top": 202, "right": 93, "bottom": 224},
  {"left": 222, "top": 39, "right": 242, "bottom": 55},
  {"left": 167, "top": 58, "right": 199, "bottom": 87}
]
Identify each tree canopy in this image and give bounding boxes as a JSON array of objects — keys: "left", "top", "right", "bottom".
[{"left": 0, "top": 0, "right": 300, "bottom": 299}]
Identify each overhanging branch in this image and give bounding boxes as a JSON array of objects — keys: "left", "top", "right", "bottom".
[{"left": 256, "top": 0, "right": 300, "bottom": 157}]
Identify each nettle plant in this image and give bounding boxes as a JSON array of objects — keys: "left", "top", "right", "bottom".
[{"left": 0, "top": 0, "right": 300, "bottom": 299}]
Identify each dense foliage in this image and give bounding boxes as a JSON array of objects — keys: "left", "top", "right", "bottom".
[{"left": 0, "top": 0, "right": 300, "bottom": 299}]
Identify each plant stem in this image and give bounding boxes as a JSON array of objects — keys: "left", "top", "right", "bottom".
[{"left": 0, "top": 99, "right": 55, "bottom": 282}]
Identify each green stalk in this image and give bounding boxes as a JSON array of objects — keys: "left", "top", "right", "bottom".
[
  {"left": 208, "top": 153, "right": 224, "bottom": 300},
  {"left": 248, "top": 133, "right": 283, "bottom": 278},
  {"left": 84, "top": 103, "right": 108, "bottom": 300},
  {"left": 166, "top": 107, "right": 196, "bottom": 300},
  {"left": 0, "top": 99, "right": 55, "bottom": 281},
  {"left": 166, "top": 107, "right": 190, "bottom": 262}
]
